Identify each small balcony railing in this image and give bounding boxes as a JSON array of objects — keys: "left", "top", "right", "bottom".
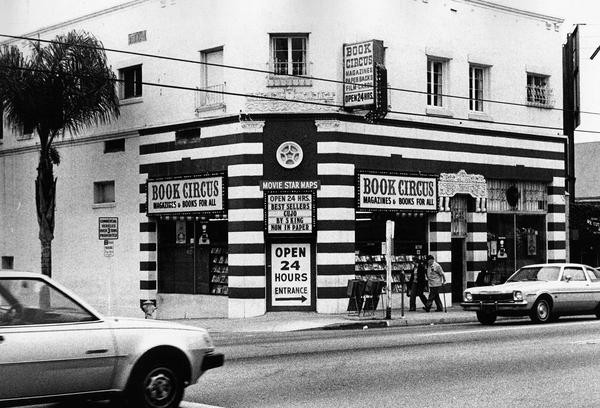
[
  {"left": 195, "top": 83, "right": 225, "bottom": 111},
  {"left": 526, "top": 85, "right": 554, "bottom": 108}
]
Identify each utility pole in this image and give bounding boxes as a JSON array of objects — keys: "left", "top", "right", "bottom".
[{"left": 385, "top": 220, "right": 395, "bottom": 320}]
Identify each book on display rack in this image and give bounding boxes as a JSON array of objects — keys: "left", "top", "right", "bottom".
[{"left": 209, "top": 245, "right": 228, "bottom": 295}]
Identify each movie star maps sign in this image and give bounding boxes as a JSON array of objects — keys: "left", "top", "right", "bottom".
[
  {"left": 343, "top": 39, "right": 384, "bottom": 109},
  {"left": 358, "top": 172, "right": 438, "bottom": 212},
  {"left": 271, "top": 243, "right": 312, "bottom": 307},
  {"left": 146, "top": 174, "right": 224, "bottom": 215}
]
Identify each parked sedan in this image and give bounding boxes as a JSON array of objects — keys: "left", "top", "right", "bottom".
[
  {"left": 0, "top": 271, "right": 223, "bottom": 408},
  {"left": 461, "top": 263, "right": 600, "bottom": 325}
]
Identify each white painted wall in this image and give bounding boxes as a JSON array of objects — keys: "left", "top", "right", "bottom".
[
  {"left": 0, "top": 137, "right": 141, "bottom": 317},
  {"left": 1, "top": 0, "right": 564, "bottom": 145},
  {"left": 0, "top": 0, "right": 566, "bottom": 318}
]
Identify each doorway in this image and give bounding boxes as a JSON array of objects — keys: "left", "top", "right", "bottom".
[{"left": 451, "top": 238, "right": 465, "bottom": 303}]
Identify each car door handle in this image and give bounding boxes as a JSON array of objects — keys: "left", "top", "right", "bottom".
[
  {"left": 86, "top": 349, "right": 109, "bottom": 354},
  {"left": 0, "top": 335, "right": 4, "bottom": 344}
]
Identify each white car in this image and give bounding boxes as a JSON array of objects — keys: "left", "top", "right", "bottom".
[
  {"left": 461, "top": 263, "right": 600, "bottom": 325},
  {"left": 0, "top": 271, "right": 223, "bottom": 408}
]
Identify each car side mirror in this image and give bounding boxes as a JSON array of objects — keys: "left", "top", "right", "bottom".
[{"left": 565, "top": 275, "right": 572, "bottom": 282}]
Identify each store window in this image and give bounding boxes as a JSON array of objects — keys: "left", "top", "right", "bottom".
[
  {"left": 487, "top": 213, "right": 546, "bottom": 283},
  {"left": 157, "top": 219, "right": 228, "bottom": 295},
  {"left": 487, "top": 179, "right": 547, "bottom": 212},
  {"left": 119, "top": 64, "right": 142, "bottom": 99},
  {"left": 355, "top": 215, "right": 428, "bottom": 294}
]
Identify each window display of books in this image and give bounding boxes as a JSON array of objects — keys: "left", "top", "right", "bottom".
[
  {"left": 354, "top": 254, "right": 415, "bottom": 293},
  {"left": 210, "top": 246, "right": 228, "bottom": 295}
]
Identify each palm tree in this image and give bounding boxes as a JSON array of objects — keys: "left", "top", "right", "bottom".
[{"left": 0, "top": 30, "right": 120, "bottom": 277}]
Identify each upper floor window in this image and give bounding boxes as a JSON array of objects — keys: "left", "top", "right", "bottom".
[
  {"left": 94, "top": 180, "right": 115, "bottom": 204},
  {"left": 271, "top": 35, "right": 307, "bottom": 76},
  {"left": 469, "top": 65, "right": 485, "bottom": 112},
  {"left": 427, "top": 58, "right": 445, "bottom": 107},
  {"left": 527, "top": 73, "right": 552, "bottom": 107},
  {"left": 16, "top": 119, "right": 34, "bottom": 141},
  {"left": 119, "top": 64, "right": 142, "bottom": 99},
  {"left": 197, "top": 47, "right": 225, "bottom": 108},
  {"left": 104, "top": 138, "right": 125, "bottom": 153}
]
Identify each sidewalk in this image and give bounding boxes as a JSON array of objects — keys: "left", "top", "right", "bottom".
[{"left": 165, "top": 305, "right": 523, "bottom": 333}]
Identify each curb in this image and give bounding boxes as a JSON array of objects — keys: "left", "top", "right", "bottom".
[{"left": 320, "top": 321, "right": 390, "bottom": 330}]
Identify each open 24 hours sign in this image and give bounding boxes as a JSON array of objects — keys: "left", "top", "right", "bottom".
[{"left": 270, "top": 243, "right": 312, "bottom": 308}]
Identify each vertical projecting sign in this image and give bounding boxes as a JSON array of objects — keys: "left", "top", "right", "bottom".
[
  {"left": 271, "top": 243, "right": 312, "bottom": 308},
  {"left": 343, "top": 39, "right": 384, "bottom": 109}
]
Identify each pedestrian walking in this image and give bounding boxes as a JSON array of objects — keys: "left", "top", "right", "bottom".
[
  {"left": 423, "top": 255, "right": 446, "bottom": 312},
  {"left": 409, "top": 257, "right": 428, "bottom": 311}
]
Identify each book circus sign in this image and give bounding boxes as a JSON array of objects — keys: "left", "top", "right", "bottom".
[
  {"left": 271, "top": 243, "right": 312, "bottom": 308},
  {"left": 146, "top": 175, "right": 224, "bottom": 215},
  {"left": 358, "top": 172, "right": 438, "bottom": 212},
  {"left": 266, "top": 193, "right": 314, "bottom": 234},
  {"left": 343, "top": 39, "right": 384, "bottom": 108}
]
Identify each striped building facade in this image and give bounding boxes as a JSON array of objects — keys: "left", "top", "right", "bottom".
[{"left": 132, "top": 113, "right": 565, "bottom": 318}]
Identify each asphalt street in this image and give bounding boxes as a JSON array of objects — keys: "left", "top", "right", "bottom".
[{"left": 185, "top": 317, "right": 600, "bottom": 408}]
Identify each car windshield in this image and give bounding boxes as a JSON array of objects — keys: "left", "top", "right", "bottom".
[{"left": 506, "top": 266, "right": 560, "bottom": 282}]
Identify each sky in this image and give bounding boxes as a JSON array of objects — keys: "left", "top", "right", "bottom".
[{"left": 1, "top": 0, "right": 599, "bottom": 141}]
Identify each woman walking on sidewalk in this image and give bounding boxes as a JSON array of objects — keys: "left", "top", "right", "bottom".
[
  {"left": 424, "top": 255, "right": 446, "bottom": 312},
  {"left": 409, "top": 257, "right": 428, "bottom": 311}
]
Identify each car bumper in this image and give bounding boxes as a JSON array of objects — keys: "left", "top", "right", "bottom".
[
  {"left": 202, "top": 352, "right": 224, "bottom": 371},
  {"left": 460, "top": 300, "right": 529, "bottom": 312}
]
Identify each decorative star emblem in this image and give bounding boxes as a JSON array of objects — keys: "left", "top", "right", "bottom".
[{"left": 276, "top": 141, "right": 303, "bottom": 169}]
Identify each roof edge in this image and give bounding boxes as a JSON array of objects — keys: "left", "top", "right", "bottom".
[
  {"left": 459, "top": 0, "right": 564, "bottom": 24},
  {"left": 1, "top": 0, "right": 148, "bottom": 45}
]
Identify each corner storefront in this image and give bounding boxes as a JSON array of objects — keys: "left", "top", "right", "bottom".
[{"left": 136, "top": 115, "right": 565, "bottom": 318}]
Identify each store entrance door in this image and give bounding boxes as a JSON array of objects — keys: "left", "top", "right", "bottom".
[{"left": 451, "top": 238, "right": 465, "bottom": 303}]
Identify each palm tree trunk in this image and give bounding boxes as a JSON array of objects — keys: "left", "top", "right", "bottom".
[
  {"left": 36, "top": 150, "right": 56, "bottom": 277},
  {"left": 41, "top": 238, "right": 52, "bottom": 277}
]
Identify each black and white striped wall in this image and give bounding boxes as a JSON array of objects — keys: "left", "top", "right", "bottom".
[
  {"left": 135, "top": 114, "right": 566, "bottom": 317},
  {"left": 137, "top": 119, "right": 266, "bottom": 318}
]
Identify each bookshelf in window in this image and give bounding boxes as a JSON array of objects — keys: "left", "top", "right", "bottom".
[{"left": 209, "top": 245, "right": 228, "bottom": 296}]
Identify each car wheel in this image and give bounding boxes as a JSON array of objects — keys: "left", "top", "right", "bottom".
[
  {"left": 476, "top": 311, "right": 497, "bottom": 325},
  {"left": 530, "top": 298, "right": 552, "bottom": 324},
  {"left": 127, "top": 359, "right": 184, "bottom": 408}
]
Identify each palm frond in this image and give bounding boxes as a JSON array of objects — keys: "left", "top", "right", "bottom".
[{"left": 0, "top": 30, "right": 120, "bottom": 141}]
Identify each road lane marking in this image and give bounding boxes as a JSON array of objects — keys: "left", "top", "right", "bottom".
[
  {"left": 571, "top": 339, "right": 600, "bottom": 345},
  {"left": 181, "top": 401, "right": 224, "bottom": 408},
  {"left": 413, "top": 319, "right": 600, "bottom": 339}
]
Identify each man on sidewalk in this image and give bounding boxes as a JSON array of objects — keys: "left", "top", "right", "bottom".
[{"left": 423, "top": 255, "right": 446, "bottom": 312}]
